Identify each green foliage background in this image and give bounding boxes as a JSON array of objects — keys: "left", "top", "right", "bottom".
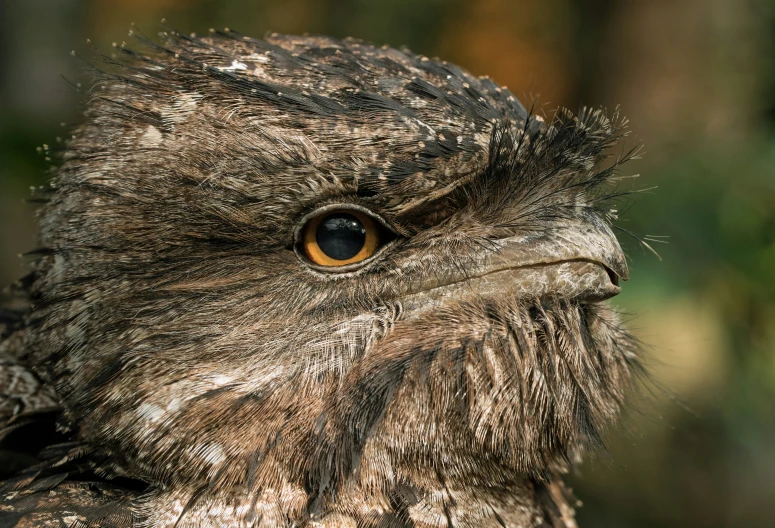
[{"left": 1, "top": 1, "right": 773, "bottom": 526}]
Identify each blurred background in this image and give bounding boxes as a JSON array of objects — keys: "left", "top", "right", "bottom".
[{"left": 0, "top": 0, "right": 773, "bottom": 526}]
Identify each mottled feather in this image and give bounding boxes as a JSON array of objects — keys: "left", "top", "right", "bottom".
[{"left": 0, "top": 28, "right": 640, "bottom": 527}]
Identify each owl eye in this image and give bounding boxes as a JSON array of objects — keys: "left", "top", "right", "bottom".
[{"left": 301, "top": 209, "right": 385, "bottom": 268}]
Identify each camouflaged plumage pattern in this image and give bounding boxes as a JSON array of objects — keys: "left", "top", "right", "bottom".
[{"left": 0, "top": 28, "right": 640, "bottom": 527}]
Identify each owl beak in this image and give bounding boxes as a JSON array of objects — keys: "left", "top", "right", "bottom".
[
  {"left": 406, "top": 217, "right": 628, "bottom": 304},
  {"left": 489, "top": 216, "right": 629, "bottom": 283},
  {"left": 483, "top": 217, "right": 628, "bottom": 302}
]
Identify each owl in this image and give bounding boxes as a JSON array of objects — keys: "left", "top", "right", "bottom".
[{"left": 0, "top": 27, "right": 640, "bottom": 527}]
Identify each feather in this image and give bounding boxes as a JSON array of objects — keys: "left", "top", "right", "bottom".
[{"left": 0, "top": 29, "right": 643, "bottom": 527}]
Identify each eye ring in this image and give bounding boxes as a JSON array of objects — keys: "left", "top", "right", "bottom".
[{"left": 295, "top": 205, "right": 395, "bottom": 272}]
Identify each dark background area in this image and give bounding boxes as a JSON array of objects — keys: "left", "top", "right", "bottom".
[{"left": 1, "top": 1, "right": 773, "bottom": 526}]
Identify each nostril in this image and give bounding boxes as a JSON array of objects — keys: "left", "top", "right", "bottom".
[{"left": 605, "top": 266, "right": 619, "bottom": 287}]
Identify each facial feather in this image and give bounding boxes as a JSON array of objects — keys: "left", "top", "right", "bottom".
[{"left": 0, "top": 28, "right": 642, "bottom": 527}]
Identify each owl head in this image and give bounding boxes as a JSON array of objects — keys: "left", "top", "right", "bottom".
[{"left": 21, "top": 28, "right": 639, "bottom": 524}]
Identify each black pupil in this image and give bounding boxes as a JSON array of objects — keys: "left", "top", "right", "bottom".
[{"left": 316, "top": 213, "right": 366, "bottom": 261}]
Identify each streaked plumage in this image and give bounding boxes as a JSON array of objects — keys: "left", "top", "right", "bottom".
[{"left": 0, "top": 28, "right": 640, "bottom": 527}]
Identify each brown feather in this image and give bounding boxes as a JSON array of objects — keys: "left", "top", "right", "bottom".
[{"left": 0, "top": 29, "right": 641, "bottom": 527}]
